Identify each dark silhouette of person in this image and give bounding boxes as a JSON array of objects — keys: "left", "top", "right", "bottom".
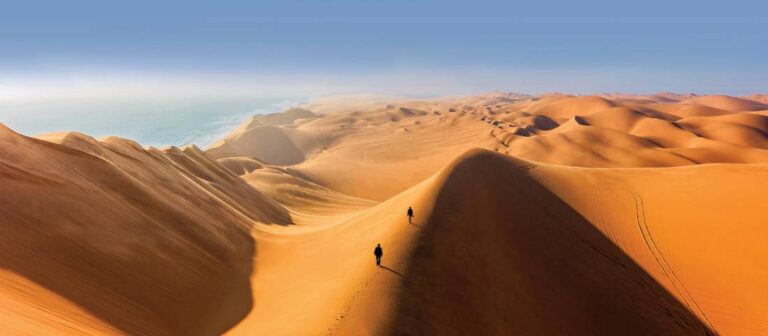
[
  {"left": 407, "top": 206, "right": 414, "bottom": 224},
  {"left": 374, "top": 244, "right": 383, "bottom": 266}
]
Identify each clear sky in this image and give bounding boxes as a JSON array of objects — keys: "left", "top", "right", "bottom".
[{"left": 1, "top": 0, "right": 766, "bottom": 98}]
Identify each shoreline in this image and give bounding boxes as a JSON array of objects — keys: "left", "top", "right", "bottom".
[{"left": 0, "top": 96, "right": 306, "bottom": 148}]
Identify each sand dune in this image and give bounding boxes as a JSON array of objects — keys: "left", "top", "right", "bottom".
[
  {"left": 217, "top": 156, "right": 265, "bottom": 175},
  {"left": 0, "top": 125, "right": 286, "bottom": 335},
  {"left": 674, "top": 114, "right": 768, "bottom": 148},
  {"left": 685, "top": 95, "right": 768, "bottom": 112},
  {"left": 390, "top": 150, "right": 713, "bottom": 335},
  {"left": 744, "top": 94, "right": 768, "bottom": 104},
  {"left": 521, "top": 95, "right": 616, "bottom": 121},
  {"left": 2, "top": 92, "right": 768, "bottom": 335},
  {"left": 535, "top": 160, "right": 768, "bottom": 336}
]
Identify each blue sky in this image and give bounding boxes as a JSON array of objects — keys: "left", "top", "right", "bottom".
[{"left": 1, "top": 0, "right": 766, "bottom": 97}]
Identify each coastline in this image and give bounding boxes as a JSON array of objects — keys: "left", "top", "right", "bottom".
[{"left": 0, "top": 97, "right": 305, "bottom": 148}]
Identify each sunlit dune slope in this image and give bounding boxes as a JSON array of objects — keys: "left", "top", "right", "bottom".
[
  {"left": 482, "top": 94, "right": 768, "bottom": 166},
  {"left": 209, "top": 93, "right": 768, "bottom": 201},
  {"left": 217, "top": 94, "right": 768, "bottom": 335},
  {"left": 2, "top": 91, "right": 768, "bottom": 336},
  {"left": 389, "top": 150, "right": 713, "bottom": 335},
  {"left": 206, "top": 108, "right": 324, "bottom": 165},
  {"left": 534, "top": 160, "right": 768, "bottom": 336},
  {"left": 331, "top": 150, "right": 768, "bottom": 336},
  {"left": 293, "top": 110, "right": 496, "bottom": 201},
  {"left": 684, "top": 95, "right": 768, "bottom": 112}
]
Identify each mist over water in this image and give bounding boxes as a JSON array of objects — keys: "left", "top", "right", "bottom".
[{"left": 0, "top": 96, "right": 305, "bottom": 148}]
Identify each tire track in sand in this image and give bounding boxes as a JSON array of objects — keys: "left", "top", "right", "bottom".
[{"left": 632, "top": 193, "right": 718, "bottom": 335}]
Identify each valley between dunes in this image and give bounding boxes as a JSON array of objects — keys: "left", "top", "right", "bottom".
[{"left": 2, "top": 92, "right": 768, "bottom": 335}]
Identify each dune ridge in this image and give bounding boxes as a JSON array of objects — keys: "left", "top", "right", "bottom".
[
  {"left": 390, "top": 150, "right": 713, "bottom": 335},
  {"left": 0, "top": 124, "right": 287, "bottom": 335},
  {"left": 1, "top": 92, "right": 767, "bottom": 335}
]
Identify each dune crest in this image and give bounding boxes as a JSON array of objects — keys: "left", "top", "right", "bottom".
[
  {"left": 2, "top": 91, "right": 768, "bottom": 335},
  {"left": 0, "top": 124, "right": 287, "bottom": 335},
  {"left": 390, "top": 150, "right": 713, "bottom": 335}
]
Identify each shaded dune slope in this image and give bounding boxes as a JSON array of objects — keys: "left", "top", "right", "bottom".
[
  {"left": 483, "top": 95, "right": 768, "bottom": 167},
  {"left": 684, "top": 95, "right": 768, "bottom": 112},
  {"left": 0, "top": 125, "right": 286, "bottom": 335},
  {"left": 206, "top": 108, "right": 326, "bottom": 165},
  {"left": 3, "top": 91, "right": 768, "bottom": 335}
]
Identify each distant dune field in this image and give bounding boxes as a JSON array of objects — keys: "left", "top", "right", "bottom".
[{"left": 2, "top": 92, "right": 767, "bottom": 335}]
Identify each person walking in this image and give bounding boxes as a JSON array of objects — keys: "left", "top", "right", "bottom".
[
  {"left": 374, "top": 244, "right": 383, "bottom": 266},
  {"left": 407, "top": 206, "right": 414, "bottom": 224}
]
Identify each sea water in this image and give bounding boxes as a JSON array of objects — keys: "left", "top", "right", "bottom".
[{"left": 0, "top": 96, "right": 304, "bottom": 148}]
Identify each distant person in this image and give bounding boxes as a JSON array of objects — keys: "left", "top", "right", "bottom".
[
  {"left": 374, "top": 244, "right": 383, "bottom": 266},
  {"left": 407, "top": 206, "right": 414, "bottom": 224}
]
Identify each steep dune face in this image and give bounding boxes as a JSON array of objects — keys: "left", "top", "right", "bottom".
[
  {"left": 647, "top": 103, "right": 732, "bottom": 118},
  {"left": 294, "top": 112, "right": 496, "bottom": 201},
  {"left": 0, "top": 125, "right": 285, "bottom": 335},
  {"left": 390, "top": 150, "right": 711, "bottom": 335},
  {"left": 743, "top": 94, "right": 768, "bottom": 104},
  {"left": 234, "top": 146, "right": 767, "bottom": 336},
  {"left": 579, "top": 106, "right": 650, "bottom": 131},
  {"left": 536, "top": 162, "right": 768, "bottom": 336},
  {"left": 206, "top": 108, "right": 325, "bottom": 165},
  {"left": 242, "top": 107, "right": 317, "bottom": 127},
  {"left": 486, "top": 95, "right": 768, "bottom": 167},
  {"left": 207, "top": 92, "right": 768, "bottom": 183},
  {"left": 676, "top": 114, "right": 768, "bottom": 149},
  {"left": 526, "top": 95, "right": 616, "bottom": 121},
  {"left": 629, "top": 117, "right": 697, "bottom": 148},
  {"left": 164, "top": 146, "right": 292, "bottom": 224},
  {"left": 3, "top": 91, "right": 768, "bottom": 335},
  {"left": 241, "top": 166, "right": 375, "bottom": 215},
  {"left": 506, "top": 126, "right": 698, "bottom": 167},
  {"left": 206, "top": 125, "right": 326, "bottom": 165},
  {"left": 207, "top": 93, "right": 768, "bottom": 197}
]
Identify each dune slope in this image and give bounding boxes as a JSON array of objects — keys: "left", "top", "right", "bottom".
[
  {"left": 331, "top": 149, "right": 768, "bottom": 336},
  {"left": 389, "top": 150, "right": 712, "bottom": 335},
  {"left": 2, "top": 92, "right": 768, "bottom": 335},
  {"left": 0, "top": 125, "right": 287, "bottom": 335}
]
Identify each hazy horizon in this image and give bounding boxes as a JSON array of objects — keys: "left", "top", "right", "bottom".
[
  {"left": 1, "top": 0, "right": 766, "bottom": 101},
  {"left": 2, "top": 2, "right": 768, "bottom": 334},
  {"left": 1, "top": 0, "right": 766, "bottom": 145}
]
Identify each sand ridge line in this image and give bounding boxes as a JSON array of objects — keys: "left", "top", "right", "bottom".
[
  {"left": 326, "top": 218, "right": 422, "bottom": 336},
  {"left": 326, "top": 249, "right": 416, "bottom": 335},
  {"left": 325, "top": 268, "right": 380, "bottom": 336}
]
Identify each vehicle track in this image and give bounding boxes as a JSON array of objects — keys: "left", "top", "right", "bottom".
[{"left": 632, "top": 192, "right": 718, "bottom": 335}]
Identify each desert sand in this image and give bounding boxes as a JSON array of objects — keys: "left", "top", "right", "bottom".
[{"left": 2, "top": 92, "right": 768, "bottom": 335}]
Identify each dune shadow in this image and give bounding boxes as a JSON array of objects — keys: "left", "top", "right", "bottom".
[
  {"left": 0, "top": 149, "right": 258, "bottom": 335},
  {"left": 389, "top": 150, "right": 715, "bottom": 336},
  {"left": 207, "top": 125, "right": 308, "bottom": 166},
  {"left": 0, "top": 203, "right": 256, "bottom": 336}
]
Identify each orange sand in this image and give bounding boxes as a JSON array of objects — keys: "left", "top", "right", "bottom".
[{"left": 1, "top": 92, "right": 767, "bottom": 335}]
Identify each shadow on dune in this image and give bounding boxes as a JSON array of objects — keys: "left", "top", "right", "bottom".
[
  {"left": 0, "top": 216, "right": 255, "bottom": 336},
  {"left": 0, "top": 128, "right": 262, "bottom": 335},
  {"left": 206, "top": 125, "right": 309, "bottom": 165},
  {"left": 389, "top": 149, "right": 714, "bottom": 335}
]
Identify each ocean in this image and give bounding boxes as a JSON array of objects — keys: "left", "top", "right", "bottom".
[{"left": 0, "top": 96, "right": 303, "bottom": 148}]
